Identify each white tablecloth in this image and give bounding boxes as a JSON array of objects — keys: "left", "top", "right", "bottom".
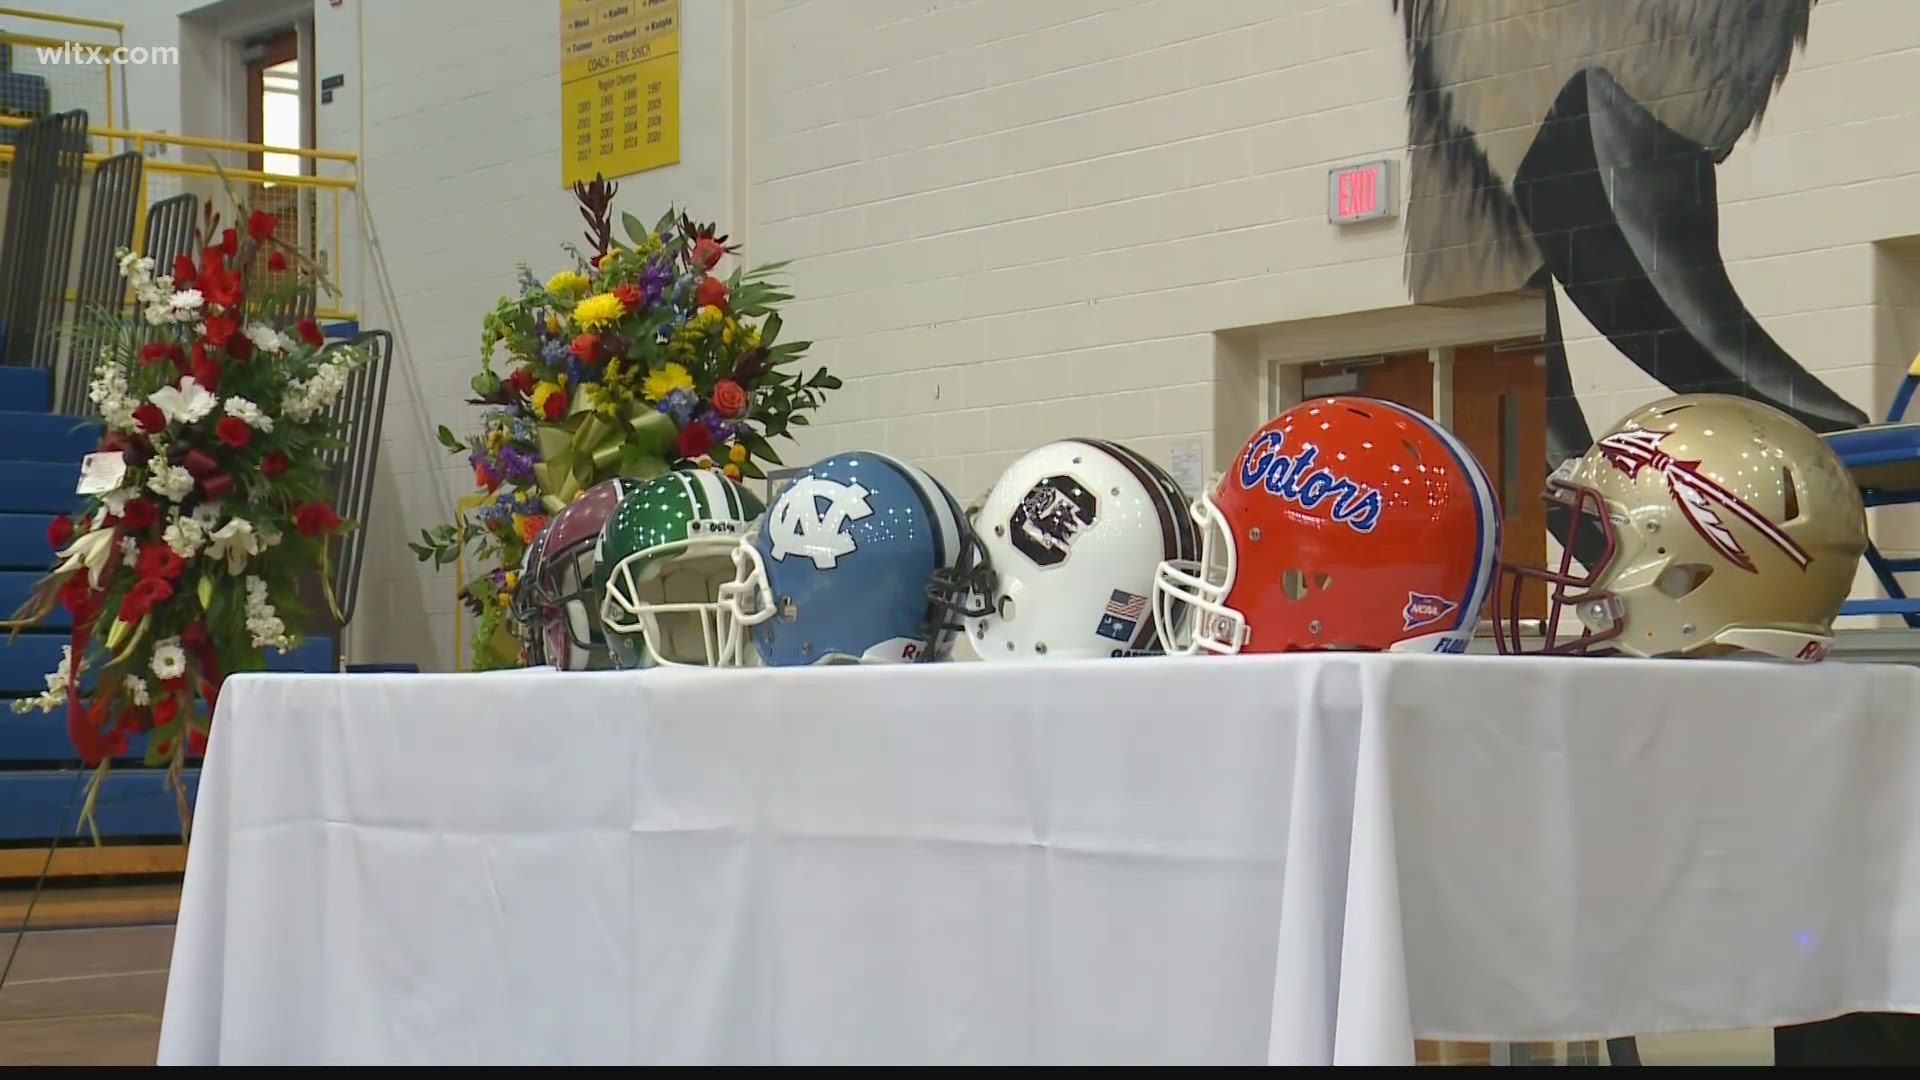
[{"left": 157, "top": 653, "right": 1920, "bottom": 1065}]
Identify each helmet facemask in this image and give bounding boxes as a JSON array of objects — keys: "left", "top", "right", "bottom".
[
  {"left": 600, "top": 533, "right": 751, "bottom": 668},
  {"left": 923, "top": 514, "right": 997, "bottom": 663},
  {"left": 1151, "top": 491, "right": 1243, "bottom": 655},
  {"left": 1493, "top": 477, "right": 1628, "bottom": 657}
]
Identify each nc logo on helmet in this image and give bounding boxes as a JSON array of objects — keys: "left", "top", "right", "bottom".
[
  {"left": 1238, "top": 430, "right": 1383, "bottom": 533},
  {"left": 767, "top": 476, "right": 875, "bottom": 570}
]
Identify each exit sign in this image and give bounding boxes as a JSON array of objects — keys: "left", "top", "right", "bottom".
[{"left": 1327, "top": 160, "right": 1396, "bottom": 225}]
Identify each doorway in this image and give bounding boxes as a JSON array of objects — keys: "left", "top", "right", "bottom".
[{"left": 1298, "top": 343, "right": 1549, "bottom": 621}]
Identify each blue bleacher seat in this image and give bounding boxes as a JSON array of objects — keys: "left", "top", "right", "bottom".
[{"left": 1823, "top": 352, "right": 1920, "bottom": 626}]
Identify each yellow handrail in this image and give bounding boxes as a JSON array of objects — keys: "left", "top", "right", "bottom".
[
  {"left": 0, "top": 116, "right": 358, "bottom": 165},
  {"left": 0, "top": 7, "right": 123, "bottom": 32}
]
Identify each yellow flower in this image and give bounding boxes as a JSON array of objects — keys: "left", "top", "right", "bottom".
[
  {"left": 497, "top": 590, "right": 512, "bottom": 608},
  {"left": 486, "top": 429, "right": 505, "bottom": 453},
  {"left": 728, "top": 442, "right": 747, "bottom": 465},
  {"left": 723, "top": 464, "right": 742, "bottom": 481},
  {"left": 504, "top": 570, "right": 519, "bottom": 591},
  {"left": 699, "top": 457, "right": 716, "bottom": 470},
  {"left": 531, "top": 381, "right": 564, "bottom": 418},
  {"left": 546, "top": 270, "right": 589, "bottom": 295},
  {"left": 698, "top": 304, "right": 723, "bottom": 324},
  {"left": 743, "top": 325, "right": 762, "bottom": 349},
  {"left": 573, "top": 292, "right": 625, "bottom": 332},
  {"left": 723, "top": 321, "right": 736, "bottom": 347},
  {"left": 545, "top": 314, "right": 562, "bottom": 335},
  {"left": 642, "top": 362, "right": 695, "bottom": 401}
]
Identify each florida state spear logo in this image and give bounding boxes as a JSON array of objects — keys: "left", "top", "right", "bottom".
[{"left": 1595, "top": 429, "right": 1810, "bottom": 574}]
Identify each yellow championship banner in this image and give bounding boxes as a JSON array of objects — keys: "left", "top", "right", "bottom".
[{"left": 561, "top": 0, "right": 680, "bottom": 187}]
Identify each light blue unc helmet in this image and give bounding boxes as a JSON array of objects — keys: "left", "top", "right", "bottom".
[{"left": 719, "top": 451, "right": 995, "bottom": 665}]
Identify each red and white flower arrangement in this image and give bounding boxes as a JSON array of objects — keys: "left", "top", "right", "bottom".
[{"left": 9, "top": 196, "right": 364, "bottom": 839}]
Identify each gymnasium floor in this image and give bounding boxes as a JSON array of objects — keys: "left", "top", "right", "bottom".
[{"left": 0, "top": 883, "right": 1774, "bottom": 1066}]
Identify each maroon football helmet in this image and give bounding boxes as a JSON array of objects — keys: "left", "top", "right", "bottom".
[{"left": 524, "top": 477, "right": 641, "bottom": 670}]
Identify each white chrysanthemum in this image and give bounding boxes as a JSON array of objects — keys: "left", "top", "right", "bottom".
[
  {"left": 150, "top": 639, "right": 187, "bottom": 681},
  {"left": 124, "top": 675, "right": 150, "bottom": 707},
  {"left": 169, "top": 288, "right": 204, "bottom": 314},
  {"left": 223, "top": 395, "right": 273, "bottom": 431},
  {"left": 147, "top": 463, "right": 194, "bottom": 503},
  {"left": 190, "top": 502, "right": 223, "bottom": 529}
]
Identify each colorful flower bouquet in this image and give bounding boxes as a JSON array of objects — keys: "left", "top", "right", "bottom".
[
  {"left": 410, "top": 175, "right": 838, "bottom": 669},
  {"left": 8, "top": 191, "right": 364, "bottom": 839}
]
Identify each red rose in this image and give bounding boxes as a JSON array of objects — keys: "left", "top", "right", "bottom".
[
  {"left": 504, "top": 367, "right": 535, "bottom": 395},
  {"left": 711, "top": 378, "right": 748, "bottom": 418},
  {"left": 541, "top": 388, "right": 568, "bottom": 420},
  {"left": 677, "top": 420, "right": 714, "bottom": 460},
  {"left": 293, "top": 500, "right": 342, "bottom": 537},
  {"left": 570, "top": 333, "right": 601, "bottom": 363},
  {"left": 215, "top": 415, "right": 252, "bottom": 450},
  {"left": 171, "top": 254, "right": 196, "bottom": 286},
  {"left": 296, "top": 318, "right": 324, "bottom": 348},
  {"left": 611, "top": 283, "right": 642, "bottom": 310},
  {"left": 227, "top": 332, "right": 253, "bottom": 361},
  {"left": 47, "top": 514, "right": 72, "bottom": 549},
  {"left": 219, "top": 228, "right": 238, "bottom": 257},
  {"left": 120, "top": 498, "right": 157, "bottom": 530},
  {"left": 133, "top": 402, "right": 166, "bottom": 433},
  {"left": 260, "top": 450, "right": 288, "bottom": 479},
  {"left": 246, "top": 209, "right": 277, "bottom": 241},
  {"left": 692, "top": 237, "right": 725, "bottom": 271},
  {"left": 153, "top": 696, "right": 179, "bottom": 729},
  {"left": 139, "top": 341, "right": 173, "bottom": 364},
  {"left": 267, "top": 250, "right": 287, "bottom": 272},
  {"left": 695, "top": 275, "right": 730, "bottom": 310},
  {"left": 136, "top": 542, "right": 184, "bottom": 581}
]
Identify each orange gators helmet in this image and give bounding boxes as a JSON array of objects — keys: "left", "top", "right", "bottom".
[{"left": 1153, "top": 396, "right": 1502, "bottom": 655}]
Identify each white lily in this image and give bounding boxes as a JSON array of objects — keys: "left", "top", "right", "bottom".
[
  {"left": 205, "top": 517, "right": 260, "bottom": 575},
  {"left": 150, "top": 376, "right": 216, "bottom": 426},
  {"left": 53, "top": 529, "right": 116, "bottom": 590}
]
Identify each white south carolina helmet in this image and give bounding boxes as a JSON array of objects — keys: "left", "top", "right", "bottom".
[{"left": 964, "top": 437, "right": 1200, "bottom": 660}]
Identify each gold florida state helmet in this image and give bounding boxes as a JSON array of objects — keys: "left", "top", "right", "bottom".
[{"left": 1495, "top": 393, "right": 1867, "bottom": 662}]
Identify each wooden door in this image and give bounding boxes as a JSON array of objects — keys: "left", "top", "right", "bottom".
[{"left": 1300, "top": 343, "right": 1548, "bottom": 622}]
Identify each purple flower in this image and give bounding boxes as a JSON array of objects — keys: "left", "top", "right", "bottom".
[
  {"left": 641, "top": 256, "right": 673, "bottom": 307},
  {"left": 541, "top": 339, "right": 570, "bottom": 366},
  {"left": 497, "top": 445, "right": 536, "bottom": 484},
  {"left": 657, "top": 387, "right": 696, "bottom": 426}
]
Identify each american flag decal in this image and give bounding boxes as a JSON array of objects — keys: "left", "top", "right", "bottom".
[
  {"left": 1595, "top": 429, "right": 1811, "bottom": 574},
  {"left": 1096, "top": 589, "right": 1147, "bottom": 644},
  {"left": 1105, "top": 590, "right": 1147, "bottom": 620}
]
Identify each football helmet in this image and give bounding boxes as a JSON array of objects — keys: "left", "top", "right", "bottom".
[
  {"left": 965, "top": 437, "right": 1199, "bottom": 660},
  {"left": 596, "top": 470, "right": 766, "bottom": 669},
  {"left": 718, "top": 450, "right": 994, "bottom": 665},
  {"left": 524, "top": 476, "right": 643, "bottom": 671},
  {"left": 1154, "top": 396, "right": 1501, "bottom": 655},
  {"left": 506, "top": 523, "right": 553, "bottom": 667},
  {"left": 1493, "top": 393, "right": 1867, "bottom": 662}
]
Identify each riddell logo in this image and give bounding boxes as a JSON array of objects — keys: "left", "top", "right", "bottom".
[
  {"left": 1796, "top": 640, "right": 1831, "bottom": 662},
  {"left": 1402, "top": 591, "right": 1457, "bottom": 632}
]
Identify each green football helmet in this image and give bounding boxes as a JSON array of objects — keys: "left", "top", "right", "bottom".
[{"left": 595, "top": 469, "right": 767, "bottom": 669}]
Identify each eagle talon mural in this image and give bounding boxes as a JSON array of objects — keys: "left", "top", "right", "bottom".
[{"left": 1392, "top": 0, "right": 1868, "bottom": 486}]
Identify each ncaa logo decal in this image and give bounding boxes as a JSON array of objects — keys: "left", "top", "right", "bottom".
[
  {"left": 767, "top": 476, "right": 874, "bottom": 569},
  {"left": 1402, "top": 591, "right": 1457, "bottom": 632},
  {"left": 1238, "top": 430, "right": 1384, "bottom": 533}
]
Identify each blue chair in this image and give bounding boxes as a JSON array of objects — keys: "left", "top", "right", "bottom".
[{"left": 1823, "top": 353, "right": 1920, "bottom": 627}]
